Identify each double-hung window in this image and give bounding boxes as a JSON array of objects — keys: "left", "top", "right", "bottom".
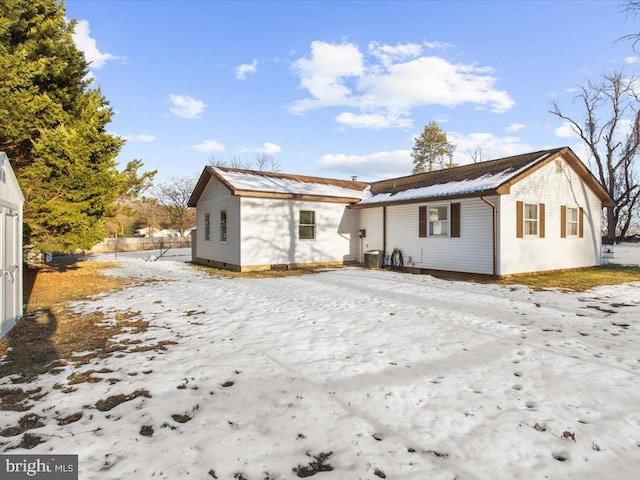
[
  {"left": 429, "top": 206, "right": 448, "bottom": 236},
  {"left": 220, "top": 210, "right": 227, "bottom": 242},
  {"left": 204, "top": 212, "right": 210, "bottom": 241},
  {"left": 299, "top": 210, "right": 316, "bottom": 240},
  {"left": 524, "top": 203, "right": 538, "bottom": 236},
  {"left": 566, "top": 207, "right": 578, "bottom": 236}
]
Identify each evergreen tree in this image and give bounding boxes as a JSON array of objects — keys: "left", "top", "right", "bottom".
[
  {"left": 411, "top": 122, "right": 456, "bottom": 174},
  {"left": 0, "top": 0, "right": 125, "bottom": 252}
]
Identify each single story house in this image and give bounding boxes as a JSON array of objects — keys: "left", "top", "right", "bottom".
[
  {"left": 188, "top": 147, "right": 613, "bottom": 276},
  {"left": 0, "top": 153, "right": 25, "bottom": 338}
]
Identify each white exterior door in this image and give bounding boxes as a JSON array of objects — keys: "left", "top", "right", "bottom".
[{"left": 1, "top": 206, "right": 19, "bottom": 336}]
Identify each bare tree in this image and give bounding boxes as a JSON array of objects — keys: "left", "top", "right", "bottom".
[
  {"left": 253, "top": 153, "right": 282, "bottom": 172},
  {"left": 468, "top": 146, "right": 488, "bottom": 164},
  {"left": 620, "top": 1, "right": 640, "bottom": 52},
  {"left": 210, "top": 154, "right": 282, "bottom": 172},
  {"left": 153, "top": 176, "right": 196, "bottom": 236},
  {"left": 550, "top": 70, "right": 640, "bottom": 242}
]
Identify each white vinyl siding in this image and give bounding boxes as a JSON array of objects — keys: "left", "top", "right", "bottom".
[
  {"left": 240, "top": 198, "right": 358, "bottom": 267},
  {"left": 499, "top": 155, "right": 603, "bottom": 275},
  {"left": 195, "top": 177, "right": 241, "bottom": 266},
  {"left": 382, "top": 198, "right": 494, "bottom": 274}
]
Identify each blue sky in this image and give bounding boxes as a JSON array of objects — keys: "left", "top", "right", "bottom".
[{"left": 64, "top": 0, "right": 640, "bottom": 183}]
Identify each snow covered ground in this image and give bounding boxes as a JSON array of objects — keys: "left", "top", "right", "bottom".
[{"left": 1, "top": 247, "right": 640, "bottom": 479}]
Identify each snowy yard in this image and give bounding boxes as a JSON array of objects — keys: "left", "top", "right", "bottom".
[{"left": 2, "top": 247, "right": 640, "bottom": 479}]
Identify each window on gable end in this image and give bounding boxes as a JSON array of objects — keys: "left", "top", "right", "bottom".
[
  {"left": 524, "top": 203, "right": 538, "bottom": 236},
  {"left": 204, "top": 212, "right": 210, "bottom": 241},
  {"left": 220, "top": 210, "right": 227, "bottom": 241}
]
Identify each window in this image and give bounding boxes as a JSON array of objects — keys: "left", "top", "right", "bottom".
[
  {"left": 220, "top": 210, "right": 227, "bottom": 241},
  {"left": 566, "top": 207, "right": 578, "bottom": 236},
  {"left": 524, "top": 203, "right": 538, "bottom": 236},
  {"left": 429, "top": 205, "right": 448, "bottom": 236},
  {"left": 204, "top": 212, "right": 210, "bottom": 241},
  {"left": 299, "top": 210, "right": 315, "bottom": 240},
  {"left": 419, "top": 203, "right": 460, "bottom": 238}
]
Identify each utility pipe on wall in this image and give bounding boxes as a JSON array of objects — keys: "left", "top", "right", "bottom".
[{"left": 480, "top": 197, "right": 498, "bottom": 277}]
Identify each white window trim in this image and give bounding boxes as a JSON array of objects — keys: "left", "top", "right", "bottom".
[
  {"left": 220, "top": 209, "right": 227, "bottom": 242},
  {"left": 204, "top": 212, "right": 211, "bottom": 241},
  {"left": 566, "top": 206, "right": 579, "bottom": 237},
  {"left": 523, "top": 203, "right": 539, "bottom": 237},
  {"left": 427, "top": 203, "right": 450, "bottom": 237},
  {"left": 299, "top": 210, "right": 316, "bottom": 241}
]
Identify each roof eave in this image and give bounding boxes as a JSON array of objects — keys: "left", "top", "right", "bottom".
[
  {"left": 235, "top": 189, "right": 363, "bottom": 204},
  {"left": 350, "top": 189, "right": 501, "bottom": 209}
]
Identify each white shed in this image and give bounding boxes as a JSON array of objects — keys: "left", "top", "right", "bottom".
[{"left": 0, "top": 153, "right": 25, "bottom": 337}]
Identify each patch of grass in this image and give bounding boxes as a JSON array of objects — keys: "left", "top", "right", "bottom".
[
  {"left": 0, "top": 262, "right": 139, "bottom": 383},
  {"left": 95, "top": 389, "right": 151, "bottom": 412},
  {"left": 293, "top": 451, "right": 334, "bottom": 477},
  {"left": 25, "top": 262, "right": 125, "bottom": 313},
  {"left": 500, "top": 265, "right": 640, "bottom": 292},
  {"left": 0, "top": 413, "right": 44, "bottom": 437},
  {"left": 9, "top": 433, "right": 45, "bottom": 450},
  {"left": 0, "top": 388, "right": 42, "bottom": 411},
  {"left": 57, "top": 412, "right": 83, "bottom": 426}
]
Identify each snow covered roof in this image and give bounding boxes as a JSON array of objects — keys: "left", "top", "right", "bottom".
[
  {"left": 188, "top": 147, "right": 613, "bottom": 208},
  {"left": 355, "top": 147, "right": 613, "bottom": 207},
  {"left": 188, "top": 166, "right": 369, "bottom": 206}
]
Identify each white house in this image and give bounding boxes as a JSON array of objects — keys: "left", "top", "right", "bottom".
[
  {"left": 188, "top": 167, "right": 368, "bottom": 271},
  {"left": 0, "top": 153, "right": 25, "bottom": 338},
  {"left": 189, "top": 147, "right": 613, "bottom": 276}
]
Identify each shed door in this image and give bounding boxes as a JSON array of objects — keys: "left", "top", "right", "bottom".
[{"left": 1, "top": 206, "right": 19, "bottom": 335}]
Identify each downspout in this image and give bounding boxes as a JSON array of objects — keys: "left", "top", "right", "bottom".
[
  {"left": 480, "top": 197, "right": 497, "bottom": 277},
  {"left": 382, "top": 206, "right": 387, "bottom": 267}
]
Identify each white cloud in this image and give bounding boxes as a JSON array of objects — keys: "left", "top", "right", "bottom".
[
  {"left": 236, "top": 59, "right": 258, "bottom": 80},
  {"left": 368, "top": 41, "right": 422, "bottom": 66},
  {"left": 317, "top": 149, "right": 412, "bottom": 179},
  {"left": 423, "top": 40, "right": 454, "bottom": 49},
  {"left": 289, "top": 40, "right": 515, "bottom": 127},
  {"left": 256, "top": 142, "right": 282, "bottom": 154},
  {"left": 72, "top": 19, "right": 118, "bottom": 69},
  {"left": 506, "top": 123, "right": 527, "bottom": 133},
  {"left": 122, "top": 134, "right": 156, "bottom": 142},
  {"left": 336, "top": 112, "right": 412, "bottom": 129},
  {"left": 169, "top": 94, "right": 206, "bottom": 119},
  {"left": 554, "top": 121, "right": 579, "bottom": 138},
  {"left": 290, "top": 41, "right": 365, "bottom": 114},
  {"left": 193, "top": 140, "right": 225, "bottom": 152},
  {"left": 448, "top": 132, "right": 532, "bottom": 164},
  {"left": 625, "top": 56, "right": 639, "bottom": 64}
]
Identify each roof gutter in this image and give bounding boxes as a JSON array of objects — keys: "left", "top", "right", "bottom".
[{"left": 480, "top": 196, "right": 498, "bottom": 277}]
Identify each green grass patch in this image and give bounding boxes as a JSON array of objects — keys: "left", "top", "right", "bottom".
[{"left": 500, "top": 265, "right": 640, "bottom": 291}]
